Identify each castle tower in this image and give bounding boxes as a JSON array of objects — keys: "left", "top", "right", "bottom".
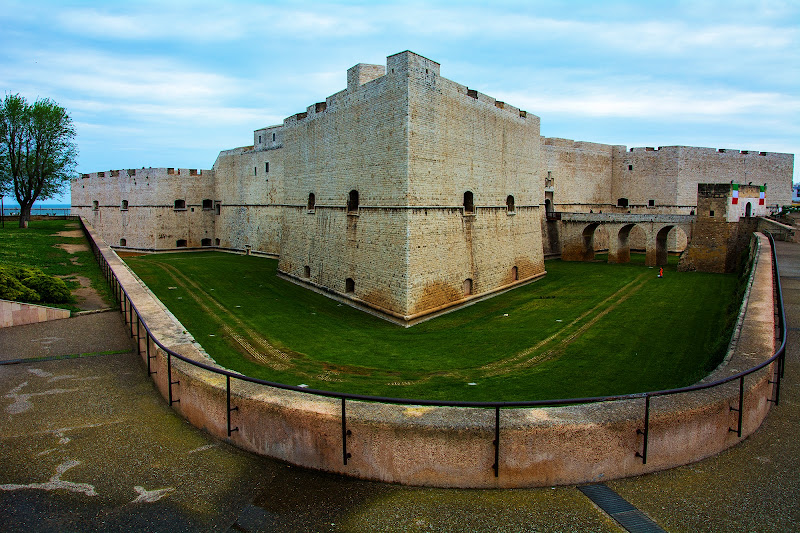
[{"left": 276, "top": 51, "right": 546, "bottom": 323}]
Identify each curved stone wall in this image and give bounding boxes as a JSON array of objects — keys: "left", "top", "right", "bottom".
[{"left": 83, "top": 219, "right": 778, "bottom": 488}]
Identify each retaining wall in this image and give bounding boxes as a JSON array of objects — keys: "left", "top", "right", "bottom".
[
  {"left": 0, "top": 299, "right": 70, "bottom": 328},
  {"left": 83, "top": 218, "right": 779, "bottom": 488}
]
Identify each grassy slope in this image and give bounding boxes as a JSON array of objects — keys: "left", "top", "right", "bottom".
[
  {"left": 0, "top": 219, "right": 112, "bottom": 311},
  {"left": 125, "top": 252, "right": 739, "bottom": 401}
]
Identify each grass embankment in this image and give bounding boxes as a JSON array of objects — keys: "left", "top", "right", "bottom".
[
  {"left": 0, "top": 219, "right": 113, "bottom": 312},
  {"left": 125, "top": 251, "right": 741, "bottom": 402}
]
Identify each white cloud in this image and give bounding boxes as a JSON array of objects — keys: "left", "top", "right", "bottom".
[{"left": 502, "top": 84, "right": 800, "bottom": 121}]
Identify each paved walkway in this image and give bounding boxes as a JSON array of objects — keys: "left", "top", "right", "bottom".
[{"left": 0, "top": 241, "right": 798, "bottom": 532}]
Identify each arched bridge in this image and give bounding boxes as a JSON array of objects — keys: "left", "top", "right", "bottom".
[{"left": 558, "top": 212, "right": 696, "bottom": 266}]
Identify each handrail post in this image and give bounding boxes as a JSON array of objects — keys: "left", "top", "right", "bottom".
[
  {"left": 226, "top": 375, "right": 239, "bottom": 436},
  {"left": 493, "top": 406, "right": 500, "bottom": 477},
  {"left": 128, "top": 296, "right": 133, "bottom": 337},
  {"left": 167, "top": 352, "right": 179, "bottom": 405},
  {"left": 136, "top": 312, "right": 141, "bottom": 355},
  {"left": 636, "top": 395, "right": 650, "bottom": 464},
  {"left": 729, "top": 376, "right": 744, "bottom": 437},
  {"left": 769, "top": 354, "right": 782, "bottom": 406},
  {"left": 342, "top": 398, "right": 351, "bottom": 465},
  {"left": 146, "top": 334, "right": 156, "bottom": 375}
]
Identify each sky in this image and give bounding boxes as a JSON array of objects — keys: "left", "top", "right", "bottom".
[{"left": 1, "top": 0, "right": 798, "bottom": 205}]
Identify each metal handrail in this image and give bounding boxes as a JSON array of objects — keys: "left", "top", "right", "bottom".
[{"left": 82, "top": 218, "right": 787, "bottom": 475}]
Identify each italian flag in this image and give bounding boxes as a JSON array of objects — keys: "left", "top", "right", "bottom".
[
  {"left": 759, "top": 185, "right": 766, "bottom": 205},
  {"left": 732, "top": 183, "right": 739, "bottom": 204}
]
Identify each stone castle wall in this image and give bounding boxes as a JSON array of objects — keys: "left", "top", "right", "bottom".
[
  {"left": 405, "top": 54, "right": 544, "bottom": 316},
  {"left": 276, "top": 55, "right": 412, "bottom": 315},
  {"left": 72, "top": 168, "right": 216, "bottom": 249},
  {"left": 212, "top": 147, "right": 283, "bottom": 254}
]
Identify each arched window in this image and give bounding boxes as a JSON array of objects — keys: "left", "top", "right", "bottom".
[
  {"left": 545, "top": 198, "right": 554, "bottom": 216},
  {"left": 347, "top": 190, "right": 359, "bottom": 213},
  {"left": 308, "top": 193, "right": 316, "bottom": 211},
  {"left": 304, "top": 265, "right": 311, "bottom": 278},
  {"left": 745, "top": 202, "right": 752, "bottom": 217},
  {"left": 463, "top": 278, "right": 473, "bottom": 296},
  {"left": 176, "top": 239, "right": 187, "bottom": 248},
  {"left": 506, "top": 195, "right": 515, "bottom": 213},
  {"left": 174, "top": 199, "right": 186, "bottom": 210},
  {"left": 463, "top": 191, "right": 474, "bottom": 214},
  {"left": 617, "top": 198, "right": 629, "bottom": 208},
  {"left": 345, "top": 278, "right": 355, "bottom": 293},
  {"left": 119, "top": 238, "right": 127, "bottom": 246},
  {"left": 512, "top": 266, "right": 518, "bottom": 281}
]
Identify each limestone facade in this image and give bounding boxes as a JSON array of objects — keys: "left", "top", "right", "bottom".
[{"left": 71, "top": 51, "right": 795, "bottom": 322}]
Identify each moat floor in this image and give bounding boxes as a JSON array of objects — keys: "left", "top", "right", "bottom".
[{"left": 0, "top": 240, "right": 798, "bottom": 532}]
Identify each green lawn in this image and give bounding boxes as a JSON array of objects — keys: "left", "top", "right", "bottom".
[
  {"left": 124, "top": 251, "right": 741, "bottom": 402},
  {"left": 0, "top": 218, "right": 113, "bottom": 311}
]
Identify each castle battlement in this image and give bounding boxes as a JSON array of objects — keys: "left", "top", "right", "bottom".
[{"left": 78, "top": 167, "right": 208, "bottom": 181}]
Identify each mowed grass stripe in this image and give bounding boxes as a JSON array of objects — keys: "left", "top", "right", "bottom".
[
  {"left": 480, "top": 272, "right": 650, "bottom": 377},
  {"left": 124, "top": 252, "right": 739, "bottom": 401}
]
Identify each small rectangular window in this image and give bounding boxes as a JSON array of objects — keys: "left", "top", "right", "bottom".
[
  {"left": 254, "top": 167, "right": 257, "bottom": 176},
  {"left": 628, "top": 165, "right": 633, "bottom": 171},
  {"left": 265, "top": 162, "right": 269, "bottom": 173},
  {"left": 648, "top": 199, "right": 655, "bottom": 207},
  {"left": 92, "top": 200, "right": 99, "bottom": 211},
  {"left": 710, "top": 210, "right": 715, "bottom": 217},
  {"left": 272, "top": 133, "right": 276, "bottom": 141},
  {"left": 258, "top": 135, "right": 262, "bottom": 143}
]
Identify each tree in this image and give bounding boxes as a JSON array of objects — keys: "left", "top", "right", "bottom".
[{"left": 0, "top": 94, "right": 77, "bottom": 227}]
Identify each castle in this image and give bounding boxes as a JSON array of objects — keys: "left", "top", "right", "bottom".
[{"left": 71, "top": 51, "right": 795, "bottom": 324}]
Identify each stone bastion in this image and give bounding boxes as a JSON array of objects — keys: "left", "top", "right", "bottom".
[{"left": 81, "top": 219, "right": 780, "bottom": 488}]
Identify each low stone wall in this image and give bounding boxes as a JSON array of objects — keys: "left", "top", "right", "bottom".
[
  {"left": 82, "top": 217, "right": 779, "bottom": 488},
  {"left": 0, "top": 299, "right": 70, "bottom": 328}
]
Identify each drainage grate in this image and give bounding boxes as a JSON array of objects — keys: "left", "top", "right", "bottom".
[{"left": 578, "top": 484, "right": 666, "bottom": 533}]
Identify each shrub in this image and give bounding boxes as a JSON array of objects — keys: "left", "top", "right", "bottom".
[
  {"left": 0, "top": 265, "right": 72, "bottom": 304},
  {"left": 21, "top": 271, "right": 72, "bottom": 303},
  {"left": 0, "top": 269, "right": 41, "bottom": 302}
]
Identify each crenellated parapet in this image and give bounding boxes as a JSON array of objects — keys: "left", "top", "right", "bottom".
[{"left": 78, "top": 167, "right": 209, "bottom": 181}]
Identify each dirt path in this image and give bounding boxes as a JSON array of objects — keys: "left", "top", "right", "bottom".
[{"left": 50, "top": 226, "right": 110, "bottom": 312}]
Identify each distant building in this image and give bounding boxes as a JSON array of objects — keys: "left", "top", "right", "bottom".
[
  {"left": 793, "top": 183, "right": 800, "bottom": 203},
  {"left": 72, "top": 51, "right": 795, "bottom": 324}
]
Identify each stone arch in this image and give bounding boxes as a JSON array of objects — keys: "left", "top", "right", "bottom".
[
  {"left": 345, "top": 277, "right": 355, "bottom": 293},
  {"left": 579, "top": 223, "right": 606, "bottom": 261},
  {"left": 307, "top": 192, "right": 316, "bottom": 211},
  {"left": 609, "top": 223, "right": 637, "bottom": 263},
  {"left": 506, "top": 195, "right": 515, "bottom": 213},
  {"left": 654, "top": 225, "right": 689, "bottom": 266},
  {"left": 745, "top": 202, "right": 752, "bottom": 217}
]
